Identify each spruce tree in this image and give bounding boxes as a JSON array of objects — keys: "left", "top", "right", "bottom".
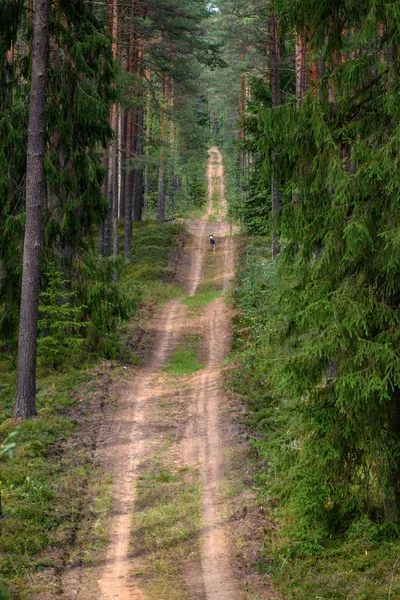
[{"left": 239, "top": 0, "right": 400, "bottom": 537}]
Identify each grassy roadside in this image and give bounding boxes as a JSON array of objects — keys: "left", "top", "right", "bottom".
[
  {"left": 0, "top": 221, "right": 186, "bottom": 600},
  {"left": 131, "top": 450, "right": 201, "bottom": 600},
  {"left": 182, "top": 287, "right": 221, "bottom": 311},
  {"left": 207, "top": 189, "right": 221, "bottom": 222},
  {"left": 129, "top": 362, "right": 203, "bottom": 600},
  {"left": 165, "top": 334, "right": 204, "bottom": 376},
  {"left": 181, "top": 238, "right": 223, "bottom": 313},
  {"left": 227, "top": 236, "right": 400, "bottom": 600}
]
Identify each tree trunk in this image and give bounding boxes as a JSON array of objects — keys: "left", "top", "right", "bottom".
[
  {"left": 168, "top": 163, "right": 175, "bottom": 211},
  {"left": 117, "top": 0, "right": 126, "bottom": 219},
  {"left": 111, "top": 105, "right": 119, "bottom": 258},
  {"left": 27, "top": 0, "right": 33, "bottom": 23},
  {"left": 103, "top": 146, "right": 112, "bottom": 256},
  {"left": 295, "top": 32, "right": 307, "bottom": 107},
  {"left": 15, "top": 0, "right": 51, "bottom": 419},
  {"left": 143, "top": 163, "right": 149, "bottom": 217},
  {"left": 109, "top": 0, "right": 119, "bottom": 258},
  {"left": 103, "top": 214, "right": 112, "bottom": 256},
  {"left": 133, "top": 105, "right": 144, "bottom": 221},
  {"left": 112, "top": 105, "right": 119, "bottom": 258},
  {"left": 133, "top": 30, "right": 144, "bottom": 222},
  {"left": 98, "top": 159, "right": 108, "bottom": 255},
  {"left": 124, "top": 1, "right": 137, "bottom": 257},
  {"left": 270, "top": 1, "right": 280, "bottom": 259},
  {"left": 119, "top": 109, "right": 127, "bottom": 219},
  {"left": 157, "top": 161, "right": 165, "bottom": 222},
  {"left": 168, "top": 91, "right": 175, "bottom": 211},
  {"left": 239, "top": 47, "right": 246, "bottom": 187},
  {"left": 124, "top": 108, "right": 134, "bottom": 256},
  {"left": 98, "top": 221, "right": 105, "bottom": 255},
  {"left": 157, "top": 82, "right": 168, "bottom": 222},
  {"left": 143, "top": 69, "right": 151, "bottom": 218}
]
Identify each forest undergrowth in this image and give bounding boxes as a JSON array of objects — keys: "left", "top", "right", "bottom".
[
  {"left": 229, "top": 237, "right": 400, "bottom": 600},
  {"left": 0, "top": 221, "right": 185, "bottom": 600}
]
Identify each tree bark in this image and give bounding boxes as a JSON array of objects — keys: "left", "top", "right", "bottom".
[
  {"left": 109, "top": 0, "right": 119, "bottom": 258},
  {"left": 143, "top": 69, "right": 151, "bottom": 218},
  {"left": 295, "top": 32, "right": 307, "bottom": 107},
  {"left": 98, "top": 159, "right": 108, "bottom": 255},
  {"left": 133, "top": 104, "right": 144, "bottom": 221},
  {"left": 270, "top": 1, "right": 280, "bottom": 259},
  {"left": 124, "top": 0, "right": 137, "bottom": 257},
  {"left": 237, "top": 48, "right": 246, "bottom": 189},
  {"left": 15, "top": 0, "right": 51, "bottom": 419},
  {"left": 112, "top": 104, "right": 119, "bottom": 259},
  {"left": 98, "top": 221, "right": 105, "bottom": 255},
  {"left": 27, "top": 0, "right": 33, "bottom": 23},
  {"left": 168, "top": 90, "right": 175, "bottom": 211},
  {"left": 157, "top": 82, "right": 168, "bottom": 222},
  {"left": 133, "top": 27, "right": 145, "bottom": 222},
  {"left": 124, "top": 107, "right": 134, "bottom": 256},
  {"left": 117, "top": 0, "right": 126, "bottom": 220},
  {"left": 120, "top": 109, "right": 127, "bottom": 219},
  {"left": 168, "top": 162, "right": 175, "bottom": 211},
  {"left": 103, "top": 146, "right": 112, "bottom": 256},
  {"left": 156, "top": 161, "right": 165, "bottom": 222}
]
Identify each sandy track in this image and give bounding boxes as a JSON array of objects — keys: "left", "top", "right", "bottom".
[
  {"left": 182, "top": 295, "right": 239, "bottom": 600},
  {"left": 72, "top": 146, "right": 239, "bottom": 600},
  {"left": 96, "top": 300, "right": 185, "bottom": 600},
  {"left": 182, "top": 147, "right": 239, "bottom": 600}
]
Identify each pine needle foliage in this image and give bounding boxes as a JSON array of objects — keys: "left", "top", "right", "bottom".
[
  {"left": 37, "top": 264, "right": 87, "bottom": 370},
  {"left": 232, "top": 0, "right": 400, "bottom": 554},
  {"left": 0, "top": 0, "right": 115, "bottom": 348}
]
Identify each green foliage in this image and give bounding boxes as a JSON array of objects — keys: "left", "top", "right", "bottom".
[
  {"left": 182, "top": 288, "right": 222, "bottom": 311},
  {"left": 74, "top": 253, "right": 133, "bottom": 359},
  {"left": 230, "top": 238, "right": 400, "bottom": 596},
  {"left": 0, "top": 432, "right": 17, "bottom": 457},
  {"left": 133, "top": 455, "right": 201, "bottom": 600},
  {"left": 165, "top": 334, "right": 204, "bottom": 376},
  {"left": 219, "top": 0, "right": 400, "bottom": 563},
  {"left": 165, "top": 348, "right": 204, "bottom": 376},
  {"left": 143, "top": 87, "right": 209, "bottom": 220},
  {"left": 122, "top": 221, "right": 184, "bottom": 296},
  {"left": 38, "top": 264, "right": 87, "bottom": 370},
  {"left": 0, "top": 218, "right": 184, "bottom": 597},
  {"left": 0, "top": 0, "right": 114, "bottom": 346},
  {"left": 127, "top": 222, "right": 184, "bottom": 281},
  {"left": 0, "top": 367, "right": 94, "bottom": 598}
]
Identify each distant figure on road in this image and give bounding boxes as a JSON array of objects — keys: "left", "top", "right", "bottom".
[{"left": 209, "top": 234, "right": 216, "bottom": 251}]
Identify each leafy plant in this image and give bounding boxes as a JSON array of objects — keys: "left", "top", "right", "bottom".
[{"left": 0, "top": 432, "right": 17, "bottom": 458}]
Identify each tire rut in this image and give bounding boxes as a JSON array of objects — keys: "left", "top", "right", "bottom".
[
  {"left": 181, "top": 148, "right": 240, "bottom": 600},
  {"left": 73, "top": 146, "right": 239, "bottom": 600}
]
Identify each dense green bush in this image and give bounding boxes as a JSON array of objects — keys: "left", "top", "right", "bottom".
[
  {"left": 38, "top": 264, "right": 87, "bottom": 370},
  {"left": 230, "top": 237, "right": 400, "bottom": 597},
  {"left": 231, "top": 237, "right": 400, "bottom": 549}
]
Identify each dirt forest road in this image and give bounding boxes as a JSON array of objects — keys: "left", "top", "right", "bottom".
[{"left": 72, "top": 147, "right": 245, "bottom": 600}]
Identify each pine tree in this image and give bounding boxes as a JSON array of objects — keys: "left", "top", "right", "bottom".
[
  {"left": 0, "top": 1, "right": 115, "bottom": 417},
  {"left": 14, "top": 0, "right": 51, "bottom": 419}
]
